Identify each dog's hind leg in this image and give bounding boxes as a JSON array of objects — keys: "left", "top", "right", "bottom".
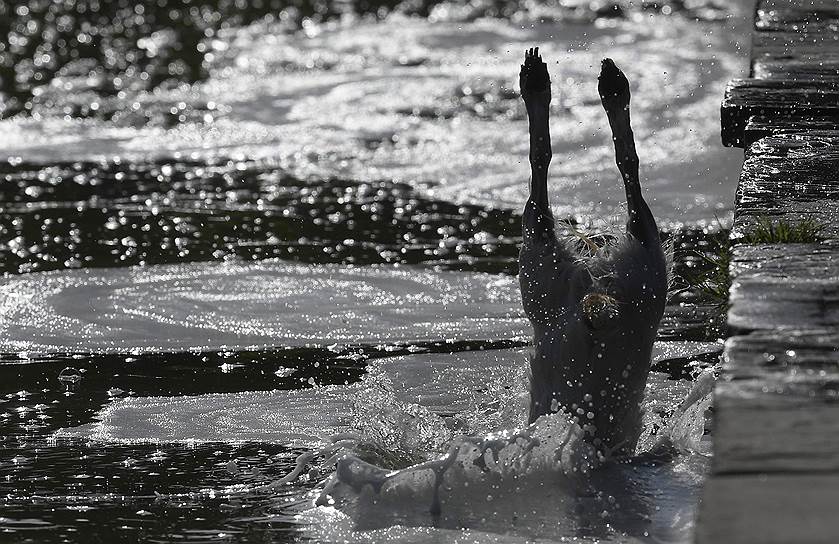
[
  {"left": 517, "top": 48, "right": 579, "bottom": 326},
  {"left": 519, "top": 48, "right": 558, "bottom": 248},
  {"left": 597, "top": 58, "right": 660, "bottom": 248},
  {"left": 518, "top": 49, "right": 591, "bottom": 424}
]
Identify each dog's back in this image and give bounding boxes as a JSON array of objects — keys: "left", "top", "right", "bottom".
[
  {"left": 518, "top": 53, "right": 668, "bottom": 457},
  {"left": 522, "top": 231, "right": 667, "bottom": 457}
]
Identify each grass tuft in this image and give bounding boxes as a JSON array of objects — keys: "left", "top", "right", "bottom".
[
  {"left": 741, "top": 216, "right": 825, "bottom": 244},
  {"left": 689, "top": 217, "right": 824, "bottom": 316}
]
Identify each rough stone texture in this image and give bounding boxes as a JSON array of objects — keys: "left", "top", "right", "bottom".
[
  {"left": 752, "top": 58, "right": 839, "bottom": 81},
  {"left": 744, "top": 116, "right": 839, "bottom": 147},
  {"left": 756, "top": 0, "right": 839, "bottom": 31},
  {"left": 721, "top": 80, "right": 839, "bottom": 147},
  {"left": 698, "top": 1, "right": 839, "bottom": 541},
  {"left": 733, "top": 133, "right": 839, "bottom": 241},
  {"left": 727, "top": 244, "right": 839, "bottom": 332},
  {"left": 722, "top": 0, "right": 839, "bottom": 147},
  {"left": 716, "top": 324, "right": 839, "bottom": 474},
  {"left": 753, "top": 0, "right": 839, "bottom": 66},
  {"left": 698, "top": 474, "right": 839, "bottom": 544}
]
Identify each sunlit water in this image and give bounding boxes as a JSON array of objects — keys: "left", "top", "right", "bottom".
[
  {"left": 0, "top": 1, "right": 748, "bottom": 542},
  {"left": 3, "top": 0, "right": 748, "bottom": 226}
]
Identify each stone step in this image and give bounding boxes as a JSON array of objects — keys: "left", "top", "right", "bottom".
[
  {"left": 744, "top": 115, "right": 839, "bottom": 146},
  {"left": 753, "top": 57, "right": 839, "bottom": 81},
  {"left": 721, "top": 80, "right": 839, "bottom": 147},
  {"left": 751, "top": 1, "right": 839, "bottom": 82},
  {"left": 697, "top": 473, "right": 839, "bottom": 544},
  {"left": 756, "top": 0, "right": 839, "bottom": 33},
  {"left": 733, "top": 133, "right": 839, "bottom": 240},
  {"left": 727, "top": 244, "right": 839, "bottom": 333},
  {"left": 751, "top": 30, "right": 839, "bottom": 81},
  {"left": 714, "top": 329, "right": 839, "bottom": 474},
  {"left": 703, "top": 1, "right": 839, "bottom": 542}
]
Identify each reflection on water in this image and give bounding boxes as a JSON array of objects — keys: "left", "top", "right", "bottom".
[
  {"left": 0, "top": 158, "right": 728, "bottom": 282},
  {"left": 1, "top": 346, "right": 715, "bottom": 542},
  {"left": 0, "top": 163, "right": 726, "bottom": 542},
  {"left": 0, "top": 159, "right": 520, "bottom": 275},
  {"left": 0, "top": 161, "right": 727, "bottom": 542},
  {"left": 1, "top": 341, "right": 718, "bottom": 542},
  {"left": 3, "top": 0, "right": 745, "bottom": 225},
  {"left": 2, "top": 439, "right": 309, "bottom": 542}
]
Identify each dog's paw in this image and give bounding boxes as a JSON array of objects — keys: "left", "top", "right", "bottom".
[
  {"left": 520, "top": 47, "right": 551, "bottom": 108},
  {"left": 598, "top": 58, "right": 630, "bottom": 110}
]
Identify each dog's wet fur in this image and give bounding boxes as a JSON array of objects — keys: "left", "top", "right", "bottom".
[{"left": 519, "top": 49, "right": 668, "bottom": 458}]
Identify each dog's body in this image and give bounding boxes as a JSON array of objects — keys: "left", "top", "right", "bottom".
[{"left": 519, "top": 50, "right": 668, "bottom": 457}]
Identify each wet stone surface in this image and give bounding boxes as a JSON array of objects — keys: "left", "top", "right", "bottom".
[
  {"left": 734, "top": 133, "right": 839, "bottom": 241},
  {"left": 743, "top": 116, "right": 839, "bottom": 147},
  {"left": 727, "top": 243, "right": 839, "bottom": 334},
  {"left": 721, "top": 80, "right": 839, "bottom": 148},
  {"left": 715, "top": 330, "right": 839, "bottom": 474},
  {"left": 700, "top": 2, "right": 839, "bottom": 541}
]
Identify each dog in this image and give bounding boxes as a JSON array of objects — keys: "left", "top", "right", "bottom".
[{"left": 518, "top": 49, "right": 668, "bottom": 457}]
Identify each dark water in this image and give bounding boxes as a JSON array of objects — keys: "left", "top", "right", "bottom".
[
  {"left": 0, "top": 1, "right": 731, "bottom": 542},
  {"left": 0, "top": 340, "right": 523, "bottom": 543},
  {"left": 0, "top": 159, "right": 521, "bottom": 275},
  {"left": 0, "top": 158, "right": 727, "bottom": 278},
  {"left": 0, "top": 155, "right": 724, "bottom": 542}
]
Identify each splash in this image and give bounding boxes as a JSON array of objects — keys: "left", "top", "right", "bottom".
[
  {"left": 291, "top": 362, "right": 715, "bottom": 540},
  {"left": 51, "top": 345, "right": 716, "bottom": 540},
  {"left": 317, "top": 410, "right": 596, "bottom": 533}
]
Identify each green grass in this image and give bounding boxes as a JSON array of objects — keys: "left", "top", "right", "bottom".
[
  {"left": 693, "top": 244, "right": 733, "bottom": 309},
  {"left": 741, "top": 216, "right": 825, "bottom": 244},
  {"left": 689, "top": 217, "right": 824, "bottom": 315}
]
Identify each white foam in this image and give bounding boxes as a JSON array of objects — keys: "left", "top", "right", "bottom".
[
  {"left": 60, "top": 387, "right": 349, "bottom": 445},
  {"left": 0, "top": 14, "right": 746, "bottom": 225},
  {"left": 58, "top": 345, "right": 716, "bottom": 446},
  {"left": 306, "top": 365, "right": 713, "bottom": 542},
  {"left": 56, "top": 348, "right": 527, "bottom": 444},
  {"left": 57, "top": 345, "right": 715, "bottom": 540},
  {"left": 0, "top": 261, "right": 525, "bottom": 354}
]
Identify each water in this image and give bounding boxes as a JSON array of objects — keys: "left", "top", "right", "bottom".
[{"left": 0, "top": 1, "right": 747, "bottom": 542}]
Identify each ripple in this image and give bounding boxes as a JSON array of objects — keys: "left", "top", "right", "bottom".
[
  {"left": 58, "top": 344, "right": 718, "bottom": 445},
  {"left": 0, "top": 261, "right": 525, "bottom": 354}
]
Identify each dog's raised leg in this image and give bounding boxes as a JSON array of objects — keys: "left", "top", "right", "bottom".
[
  {"left": 597, "top": 58, "right": 660, "bottom": 247},
  {"left": 518, "top": 47, "right": 578, "bottom": 301},
  {"left": 518, "top": 48, "right": 588, "bottom": 422},
  {"left": 520, "top": 47, "right": 553, "bottom": 229}
]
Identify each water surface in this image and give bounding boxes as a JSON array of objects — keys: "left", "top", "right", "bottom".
[{"left": 0, "top": 1, "right": 744, "bottom": 542}]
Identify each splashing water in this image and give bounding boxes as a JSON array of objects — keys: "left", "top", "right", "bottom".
[
  {"left": 0, "top": 2, "right": 744, "bottom": 540},
  {"left": 283, "top": 357, "right": 714, "bottom": 542}
]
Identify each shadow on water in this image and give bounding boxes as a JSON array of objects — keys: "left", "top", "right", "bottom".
[{"left": 0, "top": 158, "right": 522, "bottom": 275}]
